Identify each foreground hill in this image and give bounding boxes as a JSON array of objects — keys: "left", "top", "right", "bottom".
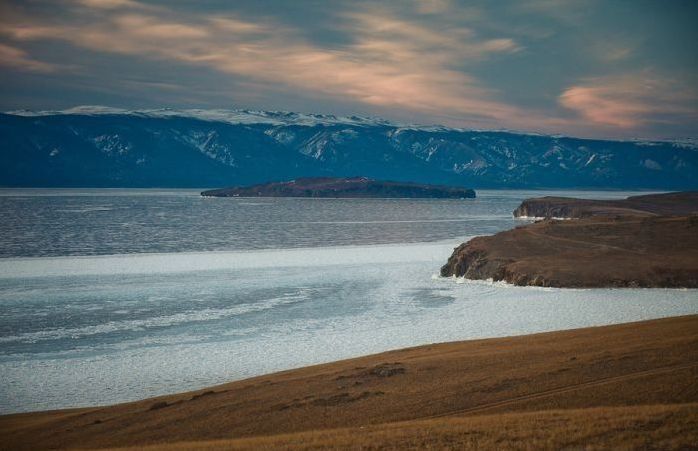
[
  {"left": 1, "top": 316, "right": 696, "bottom": 450},
  {"left": 2, "top": 107, "right": 698, "bottom": 188},
  {"left": 442, "top": 192, "right": 698, "bottom": 287},
  {"left": 201, "top": 177, "right": 476, "bottom": 198}
]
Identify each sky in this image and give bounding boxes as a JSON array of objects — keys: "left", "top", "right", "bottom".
[{"left": 0, "top": 0, "right": 696, "bottom": 139}]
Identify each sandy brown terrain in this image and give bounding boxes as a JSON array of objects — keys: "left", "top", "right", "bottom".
[
  {"left": 441, "top": 215, "right": 698, "bottom": 287},
  {"left": 2, "top": 315, "right": 697, "bottom": 450}
]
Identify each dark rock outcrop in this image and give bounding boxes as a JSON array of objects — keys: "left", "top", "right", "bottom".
[
  {"left": 202, "top": 177, "right": 475, "bottom": 199},
  {"left": 512, "top": 191, "right": 698, "bottom": 219},
  {"left": 443, "top": 192, "right": 698, "bottom": 288}
]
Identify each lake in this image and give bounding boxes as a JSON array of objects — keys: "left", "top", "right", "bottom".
[{"left": 1, "top": 189, "right": 696, "bottom": 413}]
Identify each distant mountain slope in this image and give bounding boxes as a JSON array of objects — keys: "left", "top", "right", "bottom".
[{"left": 2, "top": 108, "right": 697, "bottom": 188}]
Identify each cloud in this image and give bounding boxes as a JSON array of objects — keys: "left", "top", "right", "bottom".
[
  {"left": 112, "top": 14, "right": 210, "bottom": 39},
  {"left": 480, "top": 38, "right": 519, "bottom": 53},
  {"left": 76, "top": 0, "right": 145, "bottom": 9},
  {"left": 342, "top": 10, "right": 520, "bottom": 61},
  {"left": 0, "top": 43, "right": 57, "bottom": 72},
  {"left": 559, "top": 73, "right": 698, "bottom": 129},
  {"left": 0, "top": 0, "right": 694, "bottom": 139},
  {"left": 0, "top": 1, "right": 529, "bottom": 127},
  {"left": 414, "top": 0, "right": 452, "bottom": 15}
]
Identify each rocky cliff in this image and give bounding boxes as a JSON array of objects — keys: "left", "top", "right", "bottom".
[
  {"left": 442, "top": 192, "right": 698, "bottom": 288},
  {"left": 512, "top": 191, "right": 698, "bottom": 219}
]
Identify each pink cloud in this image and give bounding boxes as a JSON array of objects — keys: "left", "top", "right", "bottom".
[
  {"left": 76, "top": 0, "right": 146, "bottom": 9},
  {"left": 0, "top": 3, "right": 528, "bottom": 128},
  {"left": 559, "top": 74, "right": 698, "bottom": 129},
  {"left": 6, "top": 0, "right": 692, "bottom": 139}
]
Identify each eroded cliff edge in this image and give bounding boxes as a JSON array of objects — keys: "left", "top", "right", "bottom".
[
  {"left": 512, "top": 191, "right": 698, "bottom": 219},
  {"left": 441, "top": 192, "right": 698, "bottom": 288}
]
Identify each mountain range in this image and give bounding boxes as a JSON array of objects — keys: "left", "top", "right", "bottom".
[{"left": 2, "top": 106, "right": 697, "bottom": 189}]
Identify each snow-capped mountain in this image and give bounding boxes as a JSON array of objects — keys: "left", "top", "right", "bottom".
[
  {"left": 7, "top": 106, "right": 398, "bottom": 128},
  {"left": 2, "top": 107, "right": 697, "bottom": 188}
]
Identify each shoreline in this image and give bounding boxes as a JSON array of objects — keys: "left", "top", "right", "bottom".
[
  {"left": 440, "top": 274, "right": 698, "bottom": 291},
  {"left": 2, "top": 315, "right": 697, "bottom": 449}
]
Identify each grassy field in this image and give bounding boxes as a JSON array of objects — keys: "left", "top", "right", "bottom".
[
  {"left": 102, "top": 404, "right": 698, "bottom": 450},
  {"left": 2, "top": 315, "right": 697, "bottom": 450}
]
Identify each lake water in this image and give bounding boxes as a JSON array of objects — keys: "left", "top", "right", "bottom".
[{"left": 1, "top": 189, "right": 696, "bottom": 414}]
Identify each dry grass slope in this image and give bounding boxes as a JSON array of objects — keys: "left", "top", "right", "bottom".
[
  {"left": 103, "top": 404, "right": 698, "bottom": 450},
  {"left": 1, "top": 316, "right": 697, "bottom": 450}
]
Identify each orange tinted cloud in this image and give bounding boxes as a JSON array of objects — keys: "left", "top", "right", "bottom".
[
  {"left": 559, "top": 74, "right": 698, "bottom": 129},
  {"left": 76, "top": 0, "right": 145, "bottom": 9},
  {"left": 0, "top": 0, "right": 528, "bottom": 127},
  {"left": 2, "top": 0, "right": 694, "bottom": 138}
]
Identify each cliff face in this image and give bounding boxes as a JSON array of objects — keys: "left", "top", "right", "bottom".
[
  {"left": 440, "top": 239, "right": 509, "bottom": 282},
  {"left": 202, "top": 177, "right": 476, "bottom": 199},
  {"left": 513, "top": 198, "right": 600, "bottom": 219},
  {"left": 441, "top": 212, "right": 698, "bottom": 288},
  {"left": 512, "top": 192, "right": 698, "bottom": 219}
]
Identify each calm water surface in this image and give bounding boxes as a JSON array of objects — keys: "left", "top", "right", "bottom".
[{"left": 0, "top": 188, "right": 664, "bottom": 257}]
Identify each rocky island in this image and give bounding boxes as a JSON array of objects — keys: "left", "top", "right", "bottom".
[
  {"left": 442, "top": 192, "right": 698, "bottom": 288},
  {"left": 202, "top": 177, "right": 476, "bottom": 198}
]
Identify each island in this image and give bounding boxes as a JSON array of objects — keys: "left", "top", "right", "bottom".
[
  {"left": 201, "top": 177, "right": 476, "bottom": 199},
  {"left": 441, "top": 192, "right": 698, "bottom": 287}
]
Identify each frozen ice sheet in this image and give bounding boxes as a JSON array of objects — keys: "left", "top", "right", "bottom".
[{"left": 1, "top": 242, "right": 696, "bottom": 414}]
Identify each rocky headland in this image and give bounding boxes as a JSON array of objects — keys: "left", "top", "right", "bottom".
[
  {"left": 202, "top": 177, "right": 476, "bottom": 198},
  {"left": 442, "top": 192, "right": 698, "bottom": 288},
  {"left": 513, "top": 191, "right": 698, "bottom": 219}
]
